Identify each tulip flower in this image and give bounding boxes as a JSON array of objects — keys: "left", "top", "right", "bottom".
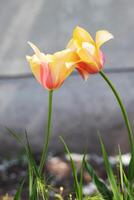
[
  {"left": 26, "top": 42, "right": 79, "bottom": 90},
  {"left": 67, "top": 26, "right": 113, "bottom": 80},
  {"left": 26, "top": 42, "right": 79, "bottom": 174},
  {"left": 67, "top": 27, "right": 134, "bottom": 177}
]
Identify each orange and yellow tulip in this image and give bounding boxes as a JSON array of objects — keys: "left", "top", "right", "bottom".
[
  {"left": 26, "top": 42, "right": 79, "bottom": 90},
  {"left": 67, "top": 26, "right": 113, "bottom": 80}
]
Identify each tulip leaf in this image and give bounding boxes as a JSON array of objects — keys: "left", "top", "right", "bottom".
[
  {"left": 128, "top": 148, "right": 134, "bottom": 181},
  {"left": 84, "top": 160, "right": 113, "bottom": 200},
  {"left": 14, "top": 179, "right": 24, "bottom": 200},
  {"left": 99, "top": 137, "right": 122, "bottom": 200},
  {"left": 60, "top": 136, "right": 83, "bottom": 200}
]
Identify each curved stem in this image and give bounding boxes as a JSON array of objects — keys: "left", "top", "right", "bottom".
[
  {"left": 99, "top": 70, "right": 134, "bottom": 153},
  {"left": 39, "top": 90, "right": 53, "bottom": 174}
]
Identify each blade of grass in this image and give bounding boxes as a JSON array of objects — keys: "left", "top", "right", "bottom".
[
  {"left": 14, "top": 180, "right": 24, "bottom": 200},
  {"left": 25, "top": 132, "right": 49, "bottom": 200},
  {"left": 99, "top": 137, "right": 121, "bottom": 200},
  {"left": 84, "top": 194, "right": 104, "bottom": 200},
  {"left": 60, "top": 136, "right": 82, "bottom": 200},
  {"left": 118, "top": 147, "right": 124, "bottom": 193},
  {"left": 7, "top": 128, "right": 35, "bottom": 198},
  {"left": 6, "top": 128, "right": 25, "bottom": 146},
  {"left": 123, "top": 171, "right": 133, "bottom": 199},
  {"left": 128, "top": 154, "right": 134, "bottom": 182},
  {"left": 28, "top": 160, "right": 33, "bottom": 199},
  {"left": 25, "top": 131, "right": 40, "bottom": 178},
  {"left": 7, "top": 128, "right": 45, "bottom": 199},
  {"left": 24, "top": 131, "right": 41, "bottom": 200},
  {"left": 79, "top": 155, "right": 86, "bottom": 198},
  {"left": 84, "top": 160, "right": 113, "bottom": 200}
]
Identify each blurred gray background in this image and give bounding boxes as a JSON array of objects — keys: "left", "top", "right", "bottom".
[{"left": 0, "top": 0, "right": 134, "bottom": 156}]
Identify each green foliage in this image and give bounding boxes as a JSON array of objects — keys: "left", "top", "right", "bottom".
[
  {"left": 126, "top": 142, "right": 134, "bottom": 185},
  {"left": 84, "top": 194, "right": 104, "bottom": 200},
  {"left": 14, "top": 180, "right": 24, "bottom": 200},
  {"left": 84, "top": 160, "right": 113, "bottom": 200},
  {"left": 99, "top": 137, "right": 122, "bottom": 200},
  {"left": 60, "top": 136, "right": 84, "bottom": 200},
  {"left": 85, "top": 135, "right": 134, "bottom": 200},
  {"left": 54, "top": 193, "right": 64, "bottom": 200},
  {"left": 7, "top": 128, "right": 49, "bottom": 200},
  {"left": 9, "top": 128, "right": 134, "bottom": 200}
]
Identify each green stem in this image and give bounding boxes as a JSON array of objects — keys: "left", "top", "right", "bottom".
[
  {"left": 39, "top": 90, "right": 53, "bottom": 174},
  {"left": 99, "top": 70, "right": 134, "bottom": 153}
]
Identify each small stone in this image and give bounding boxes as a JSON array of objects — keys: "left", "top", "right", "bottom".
[
  {"left": 47, "top": 157, "right": 70, "bottom": 178},
  {"left": 83, "top": 171, "right": 91, "bottom": 183}
]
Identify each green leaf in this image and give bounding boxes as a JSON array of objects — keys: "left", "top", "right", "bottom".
[
  {"left": 60, "top": 136, "right": 82, "bottom": 200},
  {"left": 99, "top": 137, "right": 121, "bottom": 200},
  {"left": 85, "top": 160, "right": 113, "bottom": 200},
  {"left": 24, "top": 131, "right": 40, "bottom": 200},
  {"left": 79, "top": 155, "right": 86, "bottom": 198},
  {"left": 6, "top": 128, "right": 24, "bottom": 146},
  {"left": 128, "top": 152, "right": 134, "bottom": 181},
  {"left": 25, "top": 131, "right": 40, "bottom": 178},
  {"left": 84, "top": 194, "right": 104, "bottom": 200},
  {"left": 118, "top": 147, "right": 124, "bottom": 193},
  {"left": 7, "top": 128, "right": 41, "bottom": 200},
  {"left": 14, "top": 180, "right": 24, "bottom": 200}
]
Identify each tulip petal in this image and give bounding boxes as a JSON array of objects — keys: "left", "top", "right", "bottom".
[
  {"left": 28, "top": 42, "right": 41, "bottom": 57},
  {"left": 77, "top": 61, "right": 100, "bottom": 74},
  {"left": 95, "top": 30, "right": 114, "bottom": 47},
  {"left": 48, "top": 49, "right": 78, "bottom": 88},
  {"left": 73, "top": 26, "right": 94, "bottom": 45},
  {"left": 82, "top": 42, "right": 96, "bottom": 56},
  {"left": 77, "top": 48, "right": 98, "bottom": 69},
  {"left": 66, "top": 39, "right": 79, "bottom": 50},
  {"left": 26, "top": 55, "right": 41, "bottom": 84},
  {"left": 65, "top": 61, "right": 78, "bottom": 69},
  {"left": 76, "top": 67, "right": 89, "bottom": 80},
  {"left": 99, "top": 50, "right": 105, "bottom": 66},
  {"left": 27, "top": 42, "right": 80, "bottom": 90},
  {"left": 40, "top": 63, "right": 54, "bottom": 90}
]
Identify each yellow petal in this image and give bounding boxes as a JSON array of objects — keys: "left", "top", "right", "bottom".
[
  {"left": 73, "top": 26, "right": 94, "bottom": 45},
  {"left": 66, "top": 38, "right": 79, "bottom": 50},
  {"left": 26, "top": 55, "right": 41, "bottom": 84},
  {"left": 65, "top": 61, "right": 78, "bottom": 69},
  {"left": 28, "top": 41, "right": 41, "bottom": 55},
  {"left": 54, "top": 49, "right": 79, "bottom": 64},
  {"left": 50, "top": 49, "right": 79, "bottom": 84},
  {"left": 43, "top": 54, "right": 55, "bottom": 63},
  {"left": 27, "top": 41, "right": 46, "bottom": 62},
  {"left": 82, "top": 42, "right": 96, "bottom": 56},
  {"left": 77, "top": 48, "right": 98, "bottom": 68},
  {"left": 95, "top": 30, "right": 114, "bottom": 47}
]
